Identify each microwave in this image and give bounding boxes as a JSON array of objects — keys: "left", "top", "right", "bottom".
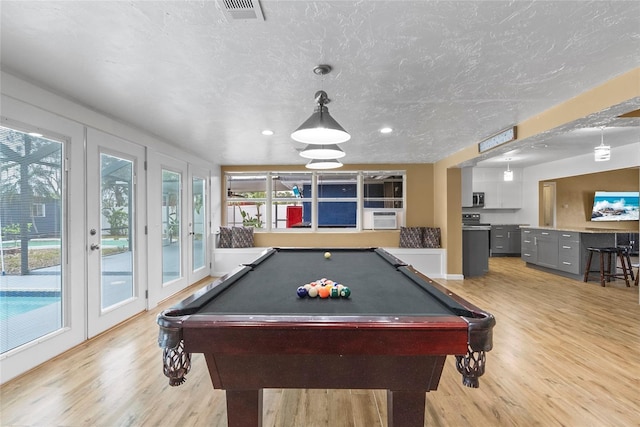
[{"left": 472, "top": 192, "right": 485, "bottom": 207}]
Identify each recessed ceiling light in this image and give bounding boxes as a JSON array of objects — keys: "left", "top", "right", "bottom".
[
  {"left": 261, "top": 130, "right": 274, "bottom": 136},
  {"left": 380, "top": 127, "right": 393, "bottom": 134}
]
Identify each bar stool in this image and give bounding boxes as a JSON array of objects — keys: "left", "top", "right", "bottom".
[
  {"left": 617, "top": 245, "right": 635, "bottom": 283},
  {"left": 583, "top": 247, "right": 631, "bottom": 287}
]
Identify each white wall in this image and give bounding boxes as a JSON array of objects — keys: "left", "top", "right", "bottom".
[{"left": 521, "top": 142, "right": 640, "bottom": 227}]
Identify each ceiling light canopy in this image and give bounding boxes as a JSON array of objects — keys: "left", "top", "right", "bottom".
[
  {"left": 305, "top": 158, "right": 343, "bottom": 170},
  {"left": 299, "top": 144, "right": 345, "bottom": 159},
  {"left": 291, "top": 65, "right": 350, "bottom": 145}
]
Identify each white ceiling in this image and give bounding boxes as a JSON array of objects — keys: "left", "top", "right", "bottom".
[{"left": 1, "top": 1, "right": 639, "bottom": 168}]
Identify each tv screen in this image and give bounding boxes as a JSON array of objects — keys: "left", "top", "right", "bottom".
[{"left": 591, "top": 191, "right": 639, "bottom": 221}]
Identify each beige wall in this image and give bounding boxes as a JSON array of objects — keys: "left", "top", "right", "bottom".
[{"left": 541, "top": 167, "right": 640, "bottom": 230}]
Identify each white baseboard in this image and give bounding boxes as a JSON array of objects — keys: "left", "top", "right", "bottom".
[{"left": 383, "top": 247, "right": 447, "bottom": 279}]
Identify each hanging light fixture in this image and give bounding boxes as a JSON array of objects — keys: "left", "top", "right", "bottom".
[
  {"left": 291, "top": 65, "right": 350, "bottom": 145},
  {"left": 299, "top": 144, "right": 345, "bottom": 159},
  {"left": 503, "top": 160, "right": 514, "bottom": 181},
  {"left": 594, "top": 127, "right": 610, "bottom": 162},
  {"left": 305, "top": 158, "right": 343, "bottom": 169}
]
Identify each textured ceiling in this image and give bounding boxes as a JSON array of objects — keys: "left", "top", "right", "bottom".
[{"left": 1, "top": 1, "right": 639, "bottom": 168}]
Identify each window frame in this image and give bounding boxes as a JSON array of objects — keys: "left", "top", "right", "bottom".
[{"left": 223, "top": 170, "right": 406, "bottom": 232}]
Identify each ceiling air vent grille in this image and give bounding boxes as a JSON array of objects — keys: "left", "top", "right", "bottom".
[{"left": 218, "top": 0, "right": 265, "bottom": 21}]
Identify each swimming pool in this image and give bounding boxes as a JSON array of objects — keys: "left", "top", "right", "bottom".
[{"left": 0, "top": 294, "right": 60, "bottom": 320}]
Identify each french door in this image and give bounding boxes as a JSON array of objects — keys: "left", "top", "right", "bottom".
[
  {"left": 86, "top": 128, "right": 147, "bottom": 337},
  {"left": 188, "top": 165, "right": 210, "bottom": 284},
  {"left": 148, "top": 154, "right": 210, "bottom": 306}
]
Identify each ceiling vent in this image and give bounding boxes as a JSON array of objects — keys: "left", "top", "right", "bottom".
[{"left": 218, "top": 0, "right": 264, "bottom": 21}]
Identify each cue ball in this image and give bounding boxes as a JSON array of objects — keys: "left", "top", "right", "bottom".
[{"left": 324, "top": 252, "right": 331, "bottom": 259}]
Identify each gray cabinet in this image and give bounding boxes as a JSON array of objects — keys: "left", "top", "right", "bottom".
[
  {"left": 557, "top": 232, "right": 580, "bottom": 274},
  {"left": 536, "top": 230, "right": 559, "bottom": 268},
  {"left": 463, "top": 228, "right": 490, "bottom": 277},
  {"left": 521, "top": 229, "right": 537, "bottom": 263},
  {"left": 491, "top": 225, "right": 521, "bottom": 255},
  {"left": 521, "top": 228, "right": 618, "bottom": 280},
  {"left": 520, "top": 229, "right": 559, "bottom": 268}
]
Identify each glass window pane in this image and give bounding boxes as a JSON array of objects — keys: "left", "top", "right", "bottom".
[
  {"left": 272, "top": 173, "right": 310, "bottom": 229},
  {"left": 225, "top": 174, "right": 266, "bottom": 228},
  {"left": 315, "top": 173, "right": 358, "bottom": 228},
  {"left": 100, "top": 154, "right": 134, "bottom": 309},
  {"left": 192, "top": 176, "right": 206, "bottom": 271},
  {"left": 0, "top": 127, "right": 64, "bottom": 353},
  {"left": 363, "top": 173, "right": 404, "bottom": 208},
  {"left": 162, "top": 169, "right": 181, "bottom": 283}
]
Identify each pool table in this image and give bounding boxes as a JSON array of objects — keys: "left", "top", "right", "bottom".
[{"left": 157, "top": 248, "right": 495, "bottom": 427}]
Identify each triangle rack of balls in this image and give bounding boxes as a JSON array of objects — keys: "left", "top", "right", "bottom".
[{"left": 297, "top": 278, "right": 351, "bottom": 299}]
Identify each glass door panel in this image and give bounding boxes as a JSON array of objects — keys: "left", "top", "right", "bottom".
[
  {"left": 99, "top": 154, "right": 134, "bottom": 309},
  {"left": 0, "top": 127, "right": 64, "bottom": 353},
  {"left": 86, "top": 128, "right": 146, "bottom": 337},
  {"left": 191, "top": 176, "right": 206, "bottom": 272},
  {"left": 162, "top": 169, "right": 182, "bottom": 284}
]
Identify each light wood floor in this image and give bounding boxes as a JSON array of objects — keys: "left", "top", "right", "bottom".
[{"left": 2, "top": 257, "right": 639, "bottom": 426}]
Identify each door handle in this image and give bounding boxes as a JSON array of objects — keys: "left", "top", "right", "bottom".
[{"left": 90, "top": 243, "right": 100, "bottom": 251}]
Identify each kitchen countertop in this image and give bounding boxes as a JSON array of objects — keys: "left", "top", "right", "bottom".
[
  {"left": 462, "top": 225, "right": 491, "bottom": 230},
  {"left": 520, "top": 225, "right": 638, "bottom": 234}
]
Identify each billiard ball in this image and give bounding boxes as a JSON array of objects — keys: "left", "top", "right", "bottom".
[
  {"left": 296, "top": 286, "right": 308, "bottom": 298},
  {"left": 308, "top": 287, "right": 319, "bottom": 298},
  {"left": 330, "top": 288, "right": 340, "bottom": 298},
  {"left": 324, "top": 252, "right": 331, "bottom": 259},
  {"left": 318, "top": 287, "right": 330, "bottom": 299},
  {"left": 340, "top": 287, "right": 351, "bottom": 298}
]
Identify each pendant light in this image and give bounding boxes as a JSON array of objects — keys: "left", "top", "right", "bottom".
[
  {"left": 503, "top": 161, "right": 514, "bottom": 181},
  {"left": 291, "top": 65, "right": 350, "bottom": 145},
  {"left": 594, "top": 127, "right": 610, "bottom": 162},
  {"left": 305, "top": 158, "right": 343, "bottom": 169},
  {"left": 299, "top": 144, "right": 345, "bottom": 160}
]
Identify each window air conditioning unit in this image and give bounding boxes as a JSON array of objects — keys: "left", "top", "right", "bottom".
[{"left": 372, "top": 211, "right": 397, "bottom": 229}]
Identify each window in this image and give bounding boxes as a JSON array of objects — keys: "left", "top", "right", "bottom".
[
  {"left": 32, "top": 203, "right": 46, "bottom": 218},
  {"left": 363, "top": 173, "right": 403, "bottom": 208},
  {"left": 271, "top": 173, "right": 309, "bottom": 229},
  {"left": 223, "top": 171, "right": 405, "bottom": 231},
  {"left": 0, "top": 126, "right": 64, "bottom": 353},
  {"left": 315, "top": 172, "right": 358, "bottom": 229},
  {"left": 226, "top": 174, "right": 267, "bottom": 228}
]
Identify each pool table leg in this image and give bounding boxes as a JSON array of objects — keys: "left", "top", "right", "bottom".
[
  {"left": 226, "top": 389, "right": 263, "bottom": 427},
  {"left": 387, "top": 390, "right": 426, "bottom": 427}
]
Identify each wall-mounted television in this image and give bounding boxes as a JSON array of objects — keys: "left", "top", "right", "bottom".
[{"left": 591, "top": 191, "right": 639, "bottom": 221}]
